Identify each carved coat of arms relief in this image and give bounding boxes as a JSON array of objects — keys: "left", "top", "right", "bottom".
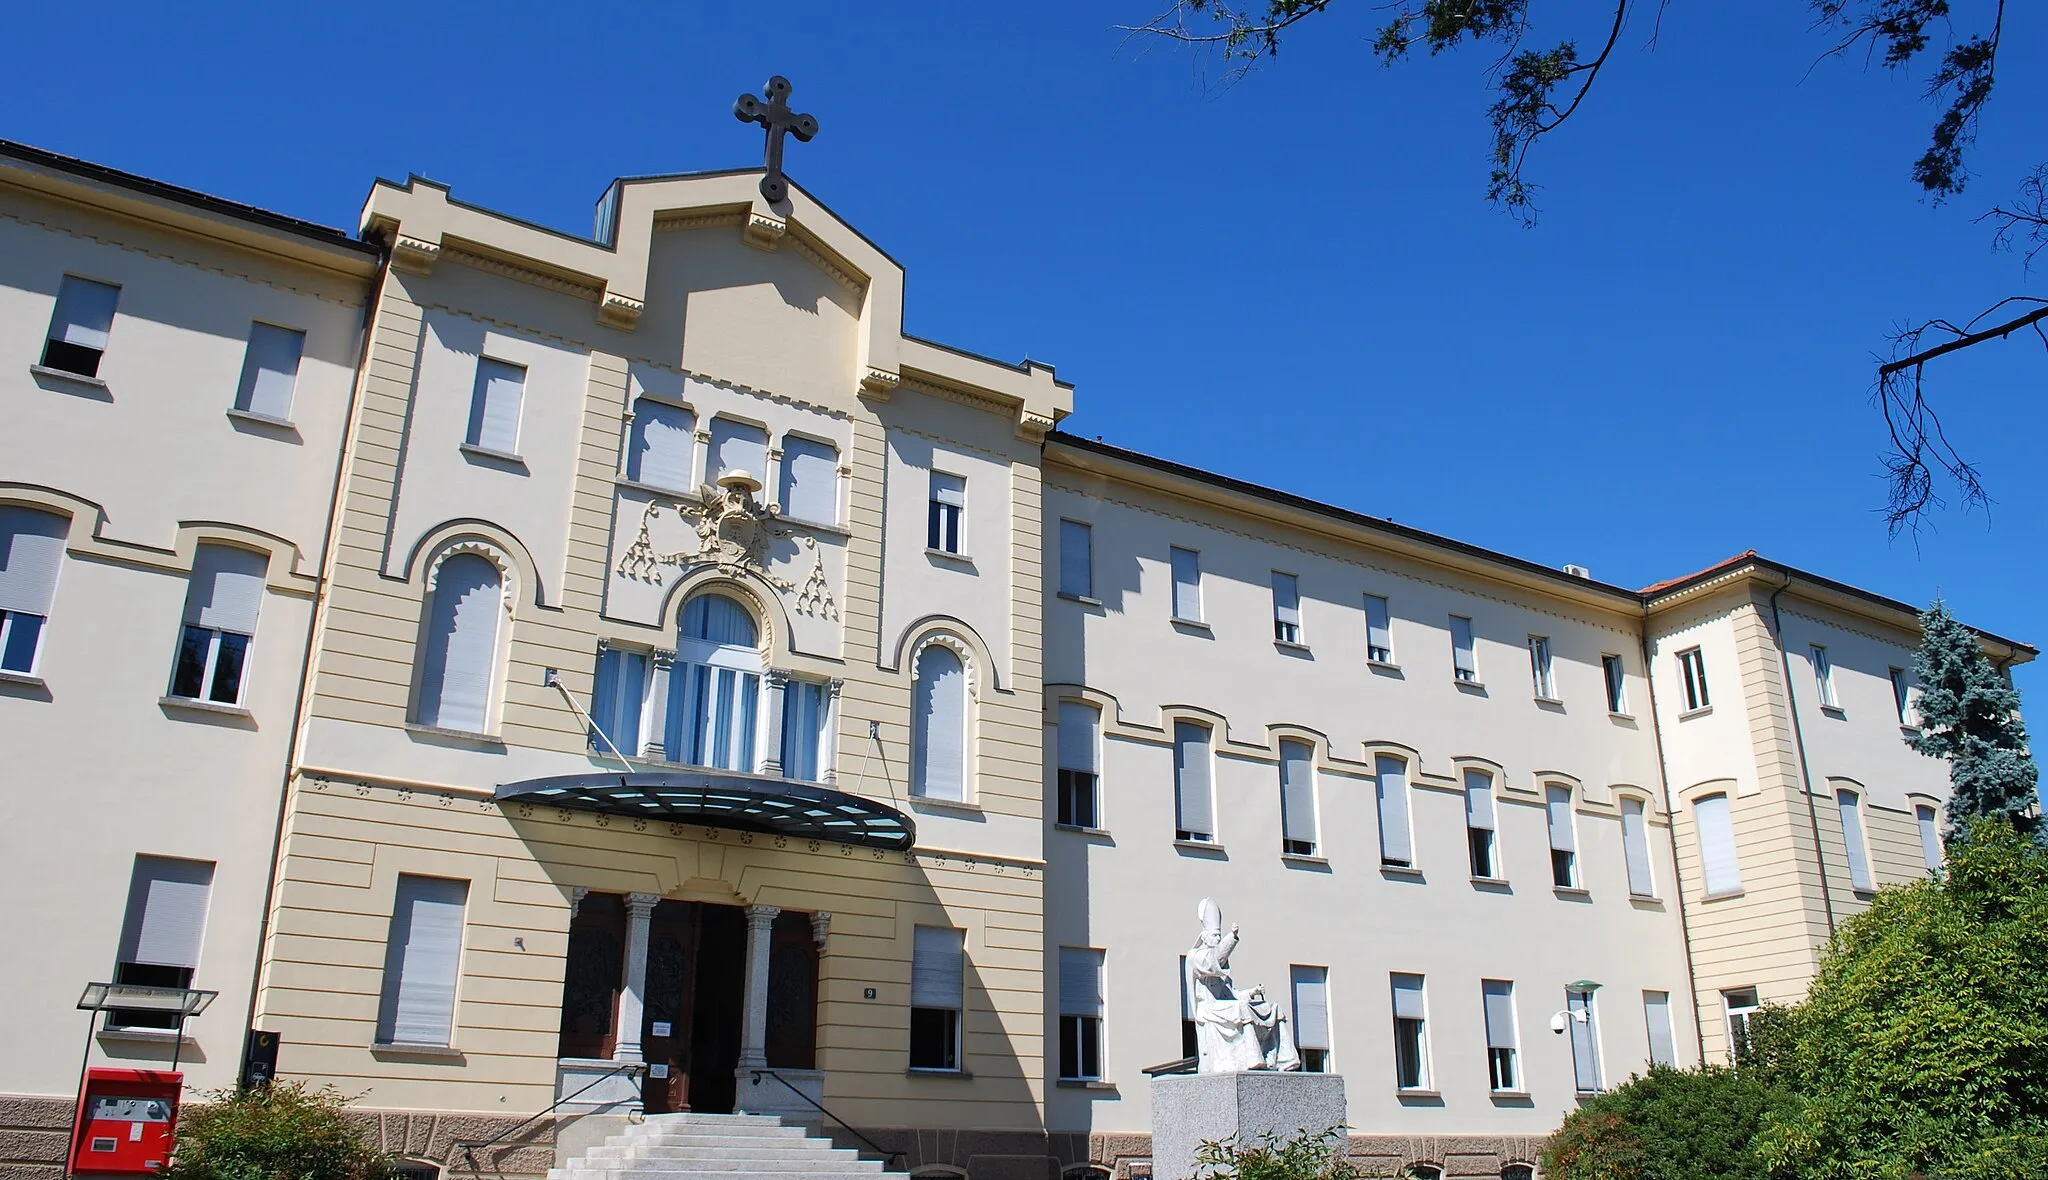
[{"left": 615, "top": 477, "right": 839, "bottom": 621}]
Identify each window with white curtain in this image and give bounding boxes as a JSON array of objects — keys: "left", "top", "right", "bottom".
[
  {"left": 1603, "top": 654, "right": 1628, "bottom": 714},
  {"left": 708, "top": 418, "right": 768, "bottom": 484},
  {"left": 1916, "top": 804, "right": 1943, "bottom": 872},
  {"left": 0, "top": 506, "right": 69, "bottom": 675},
  {"left": 1059, "top": 520, "right": 1093, "bottom": 599},
  {"left": 233, "top": 322, "right": 306, "bottom": 421},
  {"left": 375, "top": 875, "right": 469, "bottom": 1047},
  {"left": 1546, "top": 785, "right": 1578, "bottom": 888},
  {"left": 42, "top": 275, "right": 120, "bottom": 378},
  {"left": 1567, "top": 986, "right": 1602, "bottom": 1093},
  {"left": 1621, "top": 796, "right": 1657, "bottom": 897},
  {"left": 781, "top": 679, "right": 830, "bottom": 782},
  {"left": 1058, "top": 947, "right": 1104, "bottom": 1080},
  {"left": 1465, "top": 768, "right": 1498, "bottom": 879},
  {"left": 911, "top": 644, "right": 967, "bottom": 800},
  {"left": 465, "top": 358, "right": 525, "bottom": 455},
  {"left": 1271, "top": 572, "right": 1301, "bottom": 644},
  {"left": 1364, "top": 594, "right": 1393, "bottom": 663},
  {"left": 590, "top": 645, "right": 647, "bottom": 757},
  {"left": 928, "top": 472, "right": 965, "bottom": 553},
  {"left": 1170, "top": 547, "right": 1202, "bottom": 623},
  {"left": 1450, "top": 615, "right": 1477, "bottom": 682},
  {"left": 416, "top": 553, "right": 502, "bottom": 734},
  {"left": 778, "top": 436, "right": 838, "bottom": 523},
  {"left": 1173, "top": 721, "right": 1214, "bottom": 843},
  {"left": 1837, "top": 788, "right": 1874, "bottom": 891},
  {"left": 1644, "top": 990, "right": 1676, "bottom": 1067},
  {"left": 910, "top": 925, "right": 964, "bottom": 1070},
  {"left": 1482, "top": 979, "right": 1517, "bottom": 1091},
  {"left": 1391, "top": 973, "right": 1429, "bottom": 1090},
  {"left": 1056, "top": 700, "right": 1100, "bottom": 829},
  {"left": 1694, "top": 793, "right": 1742, "bottom": 897},
  {"left": 170, "top": 544, "right": 267, "bottom": 706},
  {"left": 668, "top": 595, "right": 762, "bottom": 772},
  {"left": 1812, "top": 645, "right": 1838, "bottom": 709},
  {"left": 1677, "top": 647, "right": 1711, "bottom": 711},
  {"left": 1279, "top": 739, "right": 1317, "bottom": 857},
  {"left": 109, "top": 856, "right": 213, "bottom": 1029},
  {"left": 1291, "top": 965, "right": 1330, "bottom": 1072},
  {"left": 627, "top": 399, "right": 695, "bottom": 490},
  {"left": 1375, "top": 754, "right": 1413, "bottom": 868},
  {"left": 1528, "top": 635, "right": 1555, "bottom": 699}
]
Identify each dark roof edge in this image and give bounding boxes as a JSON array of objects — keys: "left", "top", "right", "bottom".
[{"left": 2, "top": 138, "right": 377, "bottom": 257}]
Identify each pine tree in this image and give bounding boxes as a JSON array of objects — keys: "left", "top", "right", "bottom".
[{"left": 1908, "top": 599, "right": 2040, "bottom": 841}]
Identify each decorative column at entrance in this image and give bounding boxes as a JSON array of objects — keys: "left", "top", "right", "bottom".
[
  {"left": 734, "top": 903, "right": 780, "bottom": 1111},
  {"left": 615, "top": 892, "right": 660, "bottom": 1063}
]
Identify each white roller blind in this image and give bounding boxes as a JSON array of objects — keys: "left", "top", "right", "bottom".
[
  {"left": 912, "top": 645, "right": 965, "bottom": 800},
  {"left": 183, "top": 544, "right": 267, "bottom": 634},
  {"left": 117, "top": 856, "right": 214, "bottom": 969},
  {"left": 1279, "top": 739, "right": 1316, "bottom": 845},
  {"left": 911, "top": 926, "right": 964, "bottom": 1009},
  {"left": 1057, "top": 701, "right": 1098, "bottom": 774},
  {"left": 1622, "top": 797, "right": 1656, "bottom": 896},
  {"left": 1272, "top": 572, "right": 1300, "bottom": 628},
  {"left": 1391, "top": 973, "right": 1425, "bottom": 1021},
  {"left": 1546, "top": 785, "right": 1575, "bottom": 852},
  {"left": 1450, "top": 615, "right": 1477, "bottom": 677},
  {"left": 930, "top": 471, "right": 965, "bottom": 507},
  {"left": 418, "top": 554, "right": 501, "bottom": 733},
  {"left": 1644, "top": 991, "right": 1676, "bottom": 1067},
  {"left": 1170, "top": 547, "right": 1201, "bottom": 621},
  {"left": 1568, "top": 990, "right": 1600, "bottom": 1091},
  {"left": 1059, "top": 520, "right": 1092, "bottom": 598},
  {"left": 1694, "top": 794, "right": 1742, "bottom": 895},
  {"left": 51, "top": 276, "right": 119, "bottom": 349},
  {"left": 1291, "top": 965, "right": 1329, "bottom": 1049},
  {"left": 709, "top": 418, "right": 768, "bottom": 482},
  {"left": 1375, "top": 754, "right": 1412, "bottom": 865},
  {"left": 1917, "top": 805, "right": 1943, "bottom": 872},
  {"left": 467, "top": 358, "right": 525, "bottom": 453},
  {"left": 235, "top": 323, "right": 305, "bottom": 419},
  {"left": 1059, "top": 947, "right": 1103, "bottom": 1017},
  {"left": 1838, "top": 790, "right": 1873, "bottom": 890},
  {"left": 629, "top": 399, "right": 695, "bottom": 489},
  {"left": 376, "top": 875, "right": 468, "bottom": 1046},
  {"left": 779, "top": 436, "right": 838, "bottom": 522},
  {"left": 1364, "top": 595, "right": 1392, "bottom": 656},
  {"left": 1464, "top": 769, "right": 1496, "bottom": 831},
  {"left": 0, "top": 507, "right": 69, "bottom": 615},
  {"left": 1173, "top": 721, "right": 1213, "bottom": 837},
  {"left": 1481, "top": 980, "right": 1516, "bottom": 1050}
]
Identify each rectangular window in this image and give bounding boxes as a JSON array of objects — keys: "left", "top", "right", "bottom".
[
  {"left": 466, "top": 358, "right": 526, "bottom": 454},
  {"left": 1374, "top": 754, "right": 1413, "bottom": 867},
  {"left": 910, "top": 926, "right": 965, "bottom": 1070},
  {"left": 1464, "top": 768, "right": 1498, "bottom": 879},
  {"left": 1812, "top": 645, "right": 1837, "bottom": 708},
  {"left": 1390, "top": 973, "right": 1429, "bottom": 1090},
  {"left": 708, "top": 418, "right": 768, "bottom": 483},
  {"left": 1621, "top": 797, "right": 1656, "bottom": 897},
  {"left": 1917, "top": 804, "right": 1943, "bottom": 872},
  {"left": 1546, "top": 784, "right": 1578, "bottom": 888},
  {"left": 589, "top": 646, "right": 647, "bottom": 757},
  {"left": 0, "top": 506, "right": 67, "bottom": 675},
  {"left": 1677, "top": 647, "right": 1710, "bottom": 711},
  {"left": 1271, "top": 572, "right": 1301, "bottom": 645},
  {"left": 1567, "top": 987, "right": 1602, "bottom": 1093},
  {"left": 1602, "top": 654, "right": 1628, "bottom": 714},
  {"left": 169, "top": 544, "right": 267, "bottom": 706},
  {"left": 1694, "top": 793, "right": 1742, "bottom": 897},
  {"left": 43, "top": 275, "right": 120, "bottom": 377},
  {"left": 1364, "top": 594, "right": 1393, "bottom": 663},
  {"left": 1056, "top": 701, "right": 1100, "bottom": 829},
  {"left": 928, "top": 472, "right": 965, "bottom": 553},
  {"left": 1891, "top": 666, "right": 1914, "bottom": 726},
  {"left": 1644, "top": 990, "right": 1676, "bottom": 1068},
  {"left": 233, "top": 322, "right": 306, "bottom": 421},
  {"left": 110, "top": 856, "right": 214, "bottom": 1029},
  {"left": 1170, "top": 547, "right": 1202, "bottom": 623},
  {"left": 1179, "top": 955, "right": 1199, "bottom": 1060},
  {"left": 1723, "top": 987, "right": 1759, "bottom": 1062},
  {"left": 1173, "top": 721, "right": 1215, "bottom": 843},
  {"left": 1450, "top": 615, "right": 1477, "bottom": 682},
  {"left": 1059, "top": 520, "right": 1093, "bottom": 599},
  {"left": 778, "top": 435, "right": 838, "bottom": 523},
  {"left": 781, "top": 679, "right": 830, "bottom": 782},
  {"left": 627, "top": 399, "right": 695, "bottom": 490},
  {"left": 1291, "top": 965, "right": 1330, "bottom": 1072},
  {"left": 1279, "top": 738, "right": 1317, "bottom": 856},
  {"left": 1838, "top": 789, "right": 1873, "bottom": 891},
  {"left": 1528, "top": 636, "right": 1555, "bottom": 699},
  {"left": 1482, "top": 979, "right": 1518, "bottom": 1092},
  {"left": 1058, "top": 947, "right": 1105, "bottom": 1081},
  {"left": 375, "top": 875, "right": 468, "bottom": 1047}
]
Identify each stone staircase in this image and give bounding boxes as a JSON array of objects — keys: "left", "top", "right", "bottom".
[{"left": 550, "top": 1113, "right": 896, "bottom": 1180}]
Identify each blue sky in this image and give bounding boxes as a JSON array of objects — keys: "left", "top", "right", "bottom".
[{"left": 7, "top": 1, "right": 2041, "bottom": 704}]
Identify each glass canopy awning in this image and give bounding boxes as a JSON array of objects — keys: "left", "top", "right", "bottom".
[{"left": 495, "top": 770, "right": 916, "bottom": 851}]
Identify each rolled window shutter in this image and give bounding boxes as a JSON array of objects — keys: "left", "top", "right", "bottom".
[
  {"left": 1391, "top": 974, "right": 1425, "bottom": 1021},
  {"left": 1375, "top": 754, "right": 1412, "bottom": 864},
  {"left": 184, "top": 545, "right": 267, "bottom": 634},
  {"left": 1464, "top": 770, "right": 1496, "bottom": 831},
  {"left": 1838, "top": 790, "right": 1873, "bottom": 889},
  {"left": 1546, "top": 785, "right": 1575, "bottom": 852},
  {"left": 1365, "top": 595, "right": 1392, "bottom": 653},
  {"left": 1644, "top": 991, "right": 1676, "bottom": 1067},
  {"left": 1272, "top": 573, "right": 1300, "bottom": 627},
  {"left": 1917, "top": 805, "right": 1942, "bottom": 871},
  {"left": 377, "top": 875, "right": 468, "bottom": 1045},
  {"left": 1482, "top": 980, "right": 1516, "bottom": 1049},
  {"left": 235, "top": 323, "right": 305, "bottom": 419},
  {"left": 1058, "top": 702, "right": 1098, "bottom": 774},
  {"left": 911, "top": 926, "right": 964, "bottom": 1009},
  {"left": 1059, "top": 521, "right": 1092, "bottom": 598},
  {"left": 51, "top": 276, "right": 119, "bottom": 349},
  {"left": 1170, "top": 548, "right": 1201, "bottom": 621},
  {"left": 630, "top": 400, "right": 695, "bottom": 489},
  {"left": 1622, "top": 798, "right": 1655, "bottom": 895},
  {"left": 930, "top": 473, "right": 965, "bottom": 507},
  {"left": 419, "top": 554, "right": 501, "bottom": 733},
  {"left": 118, "top": 856, "right": 214, "bottom": 970},
  {"left": 0, "top": 507, "right": 69, "bottom": 615},
  {"left": 1290, "top": 966, "right": 1329, "bottom": 1049},
  {"left": 468, "top": 359, "right": 525, "bottom": 452},
  {"left": 1279, "top": 740, "right": 1316, "bottom": 845},
  {"left": 913, "top": 646, "right": 966, "bottom": 800},
  {"left": 1174, "top": 722, "right": 1213, "bottom": 836},
  {"left": 779, "top": 436, "right": 838, "bottom": 522},
  {"left": 1450, "top": 616, "right": 1476, "bottom": 675},
  {"left": 708, "top": 419, "right": 768, "bottom": 482},
  {"left": 1694, "top": 794, "right": 1742, "bottom": 895},
  {"left": 1059, "top": 947, "right": 1104, "bottom": 1017}
]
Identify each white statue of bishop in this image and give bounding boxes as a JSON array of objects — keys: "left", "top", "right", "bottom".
[{"left": 1185, "top": 898, "right": 1301, "bottom": 1073}]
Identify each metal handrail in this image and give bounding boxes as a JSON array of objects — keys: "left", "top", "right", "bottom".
[
  {"left": 451, "top": 1061, "right": 645, "bottom": 1178},
  {"left": 747, "top": 1068, "right": 905, "bottom": 1168}
]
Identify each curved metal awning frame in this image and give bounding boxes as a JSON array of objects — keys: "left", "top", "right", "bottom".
[{"left": 495, "top": 770, "right": 916, "bottom": 852}]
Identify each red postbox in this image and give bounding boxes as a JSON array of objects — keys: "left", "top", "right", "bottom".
[{"left": 70, "top": 1068, "right": 181, "bottom": 1175}]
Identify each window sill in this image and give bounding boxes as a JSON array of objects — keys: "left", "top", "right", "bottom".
[
  {"left": 1170, "top": 617, "right": 1211, "bottom": 633},
  {"left": 1820, "top": 704, "right": 1847, "bottom": 719},
  {"left": 925, "top": 548, "right": 974, "bottom": 568},
  {"left": 1379, "top": 863, "right": 1424, "bottom": 881},
  {"left": 29, "top": 363, "right": 109, "bottom": 391},
  {"left": 1552, "top": 886, "right": 1592, "bottom": 900},
  {"left": 1454, "top": 678, "right": 1487, "bottom": 694},
  {"left": 1056, "top": 1078, "right": 1118, "bottom": 1090},
  {"left": 1489, "top": 1090, "right": 1532, "bottom": 1103},
  {"left": 1273, "top": 640, "right": 1313, "bottom": 657},
  {"left": 459, "top": 442, "right": 527, "bottom": 467},
  {"left": 98, "top": 1028, "right": 197, "bottom": 1045},
  {"left": 1366, "top": 659, "right": 1402, "bottom": 674},
  {"left": 1394, "top": 1089, "right": 1443, "bottom": 1103},
  {"left": 1679, "top": 705, "right": 1714, "bottom": 720},
  {"left": 159, "top": 694, "right": 254, "bottom": 720},
  {"left": 1173, "top": 838, "right": 1225, "bottom": 856},
  {"left": 1280, "top": 852, "right": 1330, "bottom": 869},
  {"left": 1054, "top": 823, "right": 1113, "bottom": 840},
  {"left": 615, "top": 476, "right": 698, "bottom": 500},
  {"left": 1470, "top": 875, "right": 1513, "bottom": 892},
  {"left": 225, "top": 407, "right": 298, "bottom": 431},
  {"left": 1627, "top": 891, "right": 1663, "bottom": 905},
  {"left": 371, "top": 1041, "right": 466, "bottom": 1059},
  {"left": 906, "top": 1067, "right": 973, "bottom": 1079},
  {"left": 1608, "top": 711, "right": 1636, "bottom": 722},
  {"left": 403, "top": 722, "right": 506, "bottom": 748},
  {"left": 1899, "top": 724, "right": 1922, "bottom": 737},
  {"left": 1701, "top": 888, "right": 1745, "bottom": 902},
  {"left": 1534, "top": 696, "right": 1565, "bottom": 708},
  {"left": 0, "top": 670, "right": 48, "bottom": 690},
  {"left": 780, "top": 514, "right": 851, "bottom": 538},
  {"left": 910, "top": 795, "right": 983, "bottom": 815},
  {"left": 1057, "top": 592, "right": 1103, "bottom": 607}
]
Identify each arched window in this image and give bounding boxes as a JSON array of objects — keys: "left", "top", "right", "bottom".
[
  {"left": 417, "top": 553, "right": 502, "bottom": 733},
  {"left": 911, "top": 644, "right": 966, "bottom": 801},
  {"left": 669, "top": 594, "right": 762, "bottom": 770},
  {"left": 1501, "top": 1165, "right": 1535, "bottom": 1180}
]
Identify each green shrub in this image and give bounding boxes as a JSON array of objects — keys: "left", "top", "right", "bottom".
[
  {"left": 1539, "top": 1064, "right": 1795, "bottom": 1180},
  {"left": 164, "top": 1082, "right": 393, "bottom": 1180},
  {"left": 1192, "top": 1126, "right": 1373, "bottom": 1180}
]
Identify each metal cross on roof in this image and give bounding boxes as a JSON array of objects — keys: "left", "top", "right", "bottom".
[{"left": 733, "top": 76, "right": 818, "bottom": 205}]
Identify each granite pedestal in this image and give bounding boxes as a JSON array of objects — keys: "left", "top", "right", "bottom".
[{"left": 1150, "top": 1071, "right": 1348, "bottom": 1180}]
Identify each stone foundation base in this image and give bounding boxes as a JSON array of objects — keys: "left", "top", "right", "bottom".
[
  {"left": 0, "top": 1095, "right": 71, "bottom": 1180},
  {"left": 1078, "top": 1130, "right": 1547, "bottom": 1180},
  {"left": 1151, "top": 1072, "right": 1348, "bottom": 1180}
]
